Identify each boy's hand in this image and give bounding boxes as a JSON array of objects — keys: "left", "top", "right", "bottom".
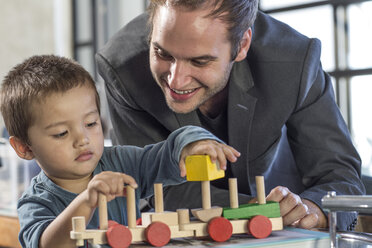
[
  {"left": 84, "top": 171, "right": 138, "bottom": 208},
  {"left": 179, "top": 139, "right": 240, "bottom": 177}
]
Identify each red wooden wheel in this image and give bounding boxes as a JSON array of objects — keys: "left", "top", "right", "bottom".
[
  {"left": 207, "top": 217, "right": 233, "bottom": 242},
  {"left": 108, "top": 220, "right": 119, "bottom": 228},
  {"left": 145, "top": 221, "right": 171, "bottom": 247},
  {"left": 106, "top": 224, "right": 132, "bottom": 248},
  {"left": 248, "top": 215, "right": 272, "bottom": 239}
]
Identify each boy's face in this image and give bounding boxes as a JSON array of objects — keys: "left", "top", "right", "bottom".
[{"left": 27, "top": 85, "right": 104, "bottom": 188}]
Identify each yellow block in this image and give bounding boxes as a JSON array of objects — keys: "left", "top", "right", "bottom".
[{"left": 185, "top": 155, "right": 225, "bottom": 181}]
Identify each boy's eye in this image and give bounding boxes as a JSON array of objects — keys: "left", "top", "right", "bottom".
[
  {"left": 53, "top": 131, "right": 68, "bottom": 138},
  {"left": 87, "top": 121, "right": 97, "bottom": 128}
]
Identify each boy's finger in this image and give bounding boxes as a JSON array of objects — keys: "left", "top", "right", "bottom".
[
  {"left": 179, "top": 159, "right": 186, "bottom": 177},
  {"left": 222, "top": 145, "right": 240, "bottom": 159},
  {"left": 216, "top": 146, "right": 227, "bottom": 170},
  {"left": 230, "top": 146, "right": 241, "bottom": 157},
  {"left": 224, "top": 147, "right": 240, "bottom": 163},
  {"left": 121, "top": 174, "right": 138, "bottom": 189}
]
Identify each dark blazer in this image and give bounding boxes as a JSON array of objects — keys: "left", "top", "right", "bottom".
[{"left": 96, "top": 11, "right": 365, "bottom": 230}]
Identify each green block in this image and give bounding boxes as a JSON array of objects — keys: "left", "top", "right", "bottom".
[{"left": 223, "top": 201, "right": 281, "bottom": 219}]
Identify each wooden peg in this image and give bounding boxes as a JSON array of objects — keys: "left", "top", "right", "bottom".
[
  {"left": 201, "top": 181, "right": 211, "bottom": 209},
  {"left": 191, "top": 180, "right": 222, "bottom": 222},
  {"left": 229, "top": 178, "right": 239, "bottom": 208},
  {"left": 177, "top": 209, "right": 190, "bottom": 230},
  {"left": 126, "top": 185, "right": 136, "bottom": 228},
  {"left": 256, "top": 176, "right": 266, "bottom": 205},
  {"left": 98, "top": 194, "right": 108, "bottom": 230},
  {"left": 72, "top": 216, "right": 86, "bottom": 232},
  {"left": 154, "top": 183, "right": 164, "bottom": 213},
  {"left": 71, "top": 216, "right": 86, "bottom": 247}
]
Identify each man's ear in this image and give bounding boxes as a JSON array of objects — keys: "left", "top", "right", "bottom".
[
  {"left": 9, "top": 136, "right": 34, "bottom": 160},
  {"left": 234, "top": 28, "right": 252, "bottom": 62}
]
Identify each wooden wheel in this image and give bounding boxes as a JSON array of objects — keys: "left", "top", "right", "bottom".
[
  {"left": 145, "top": 221, "right": 171, "bottom": 247},
  {"left": 248, "top": 215, "right": 272, "bottom": 239},
  {"left": 106, "top": 223, "right": 132, "bottom": 248},
  {"left": 207, "top": 217, "right": 233, "bottom": 242}
]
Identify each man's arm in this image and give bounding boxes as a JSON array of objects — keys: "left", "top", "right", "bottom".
[{"left": 286, "top": 39, "right": 365, "bottom": 230}]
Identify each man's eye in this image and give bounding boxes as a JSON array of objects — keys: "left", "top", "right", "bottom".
[
  {"left": 87, "top": 121, "right": 97, "bottom": 128},
  {"left": 192, "top": 60, "right": 209, "bottom": 67},
  {"left": 155, "top": 48, "right": 173, "bottom": 60},
  {"left": 53, "top": 131, "right": 68, "bottom": 138}
]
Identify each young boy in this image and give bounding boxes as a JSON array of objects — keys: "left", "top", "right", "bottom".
[{"left": 0, "top": 55, "right": 240, "bottom": 248}]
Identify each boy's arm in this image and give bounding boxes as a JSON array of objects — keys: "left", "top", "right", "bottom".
[
  {"left": 37, "top": 172, "right": 137, "bottom": 248},
  {"left": 119, "top": 125, "right": 238, "bottom": 199},
  {"left": 38, "top": 191, "right": 95, "bottom": 248}
]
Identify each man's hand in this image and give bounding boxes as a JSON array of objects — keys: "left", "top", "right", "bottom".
[
  {"left": 179, "top": 139, "right": 240, "bottom": 177},
  {"left": 266, "top": 186, "right": 327, "bottom": 229}
]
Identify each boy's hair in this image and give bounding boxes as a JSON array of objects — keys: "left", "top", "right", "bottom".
[
  {"left": 0, "top": 55, "right": 100, "bottom": 144},
  {"left": 147, "top": 0, "right": 259, "bottom": 60}
]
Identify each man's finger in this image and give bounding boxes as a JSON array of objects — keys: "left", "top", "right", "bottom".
[
  {"left": 298, "top": 213, "right": 319, "bottom": 229},
  {"left": 266, "top": 186, "right": 290, "bottom": 202},
  {"left": 282, "top": 202, "right": 308, "bottom": 226}
]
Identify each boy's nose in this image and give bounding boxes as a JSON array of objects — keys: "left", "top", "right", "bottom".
[{"left": 74, "top": 131, "right": 89, "bottom": 147}]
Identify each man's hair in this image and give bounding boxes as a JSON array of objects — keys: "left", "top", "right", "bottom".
[
  {"left": 147, "top": 0, "right": 258, "bottom": 60},
  {"left": 0, "top": 55, "right": 100, "bottom": 144}
]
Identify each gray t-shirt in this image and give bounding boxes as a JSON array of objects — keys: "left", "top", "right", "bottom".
[{"left": 17, "top": 126, "right": 220, "bottom": 248}]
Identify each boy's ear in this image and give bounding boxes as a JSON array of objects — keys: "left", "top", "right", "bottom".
[
  {"left": 9, "top": 136, "right": 34, "bottom": 160},
  {"left": 234, "top": 28, "right": 252, "bottom": 62}
]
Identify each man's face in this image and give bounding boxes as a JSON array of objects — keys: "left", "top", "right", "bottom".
[{"left": 149, "top": 5, "right": 235, "bottom": 114}]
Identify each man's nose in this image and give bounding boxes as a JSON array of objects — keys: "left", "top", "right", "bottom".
[{"left": 167, "top": 61, "right": 192, "bottom": 89}]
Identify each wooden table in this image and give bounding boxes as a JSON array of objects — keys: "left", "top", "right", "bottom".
[{"left": 0, "top": 215, "right": 21, "bottom": 248}]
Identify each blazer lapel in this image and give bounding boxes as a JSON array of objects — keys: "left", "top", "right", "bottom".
[{"left": 228, "top": 59, "right": 257, "bottom": 195}]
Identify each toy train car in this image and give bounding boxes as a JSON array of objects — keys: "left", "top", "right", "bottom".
[{"left": 70, "top": 155, "right": 283, "bottom": 247}]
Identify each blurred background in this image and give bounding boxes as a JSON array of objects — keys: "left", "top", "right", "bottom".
[{"left": 0, "top": 0, "right": 372, "bottom": 211}]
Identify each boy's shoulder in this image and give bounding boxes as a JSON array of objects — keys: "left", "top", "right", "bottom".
[{"left": 18, "top": 172, "right": 76, "bottom": 209}]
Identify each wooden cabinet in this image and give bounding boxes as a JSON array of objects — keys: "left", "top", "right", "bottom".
[{"left": 0, "top": 215, "right": 21, "bottom": 248}]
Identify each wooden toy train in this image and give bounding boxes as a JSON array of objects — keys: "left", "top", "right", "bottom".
[{"left": 70, "top": 155, "right": 283, "bottom": 247}]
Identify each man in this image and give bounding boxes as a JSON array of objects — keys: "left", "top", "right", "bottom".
[{"left": 96, "top": 0, "right": 365, "bottom": 231}]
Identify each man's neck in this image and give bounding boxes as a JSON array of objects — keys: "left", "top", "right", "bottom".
[{"left": 198, "top": 86, "right": 228, "bottom": 119}]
